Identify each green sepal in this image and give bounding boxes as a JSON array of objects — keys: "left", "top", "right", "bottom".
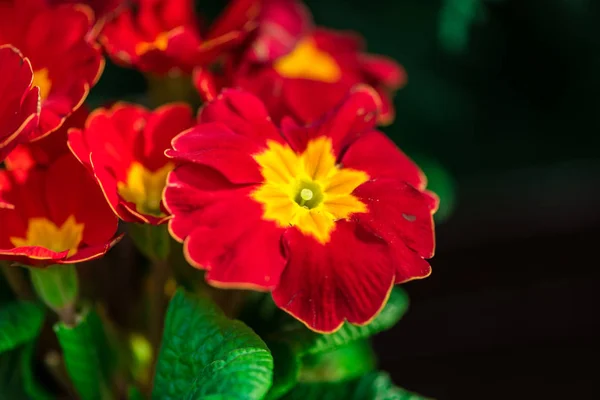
[
  {"left": 299, "top": 339, "right": 376, "bottom": 383},
  {"left": 152, "top": 289, "right": 274, "bottom": 400},
  {"left": 0, "top": 301, "right": 45, "bottom": 354},
  {"left": 128, "top": 223, "right": 171, "bottom": 261},
  {"left": 29, "top": 265, "right": 78, "bottom": 312}
]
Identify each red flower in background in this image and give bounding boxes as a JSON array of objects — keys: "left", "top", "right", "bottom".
[
  {"left": 196, "top": 0, "right": 405, "bottom": 126},
  {"left": 0, "top": 154, "right": 121, "bottom": 267},
  {"left": 47, "top": 0, "right": 124, "bottom": 19},
  {"left": 0, "top": 0, "right": 104, "bottom": 137},
  {"left": 164, "top": 87, "right": 436, "bottom": 332},
  {"left": 5, "top": 106, "right": 89, "bottom": 171},
  {"left": 68, "top": 103, "right": 194, "bottom": 225},
  {"left": 100, "top": 0, "right": 259, "bottom": 74},
  {"left": 0, "top": 45, "right": 40, "bottom": 163}
]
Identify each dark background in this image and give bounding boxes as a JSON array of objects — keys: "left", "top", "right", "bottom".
[{"left": 294, "top": 0, "right": 600, "bottom": 398}]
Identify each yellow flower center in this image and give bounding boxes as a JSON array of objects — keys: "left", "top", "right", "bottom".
[
  {"left": 32, "top": 68, "right": 52, "bottom": 100},
  {"left": 251, "top": 137, "right": 369, "bottom": 244},
  {"left": 117, "top": 162, "right": 174, "bottom": 216},
  {"left": 273, "top": 38, "right": 342, "bottom": 83},
  {"left": 10, "top": 216, "right": 84, "bottom": 257},
  {"left": 135, "top": 31, "right": 170, "bottom": 55}
]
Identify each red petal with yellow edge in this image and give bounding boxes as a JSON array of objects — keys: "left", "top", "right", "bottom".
[
  {"left": 198, "top": 89, "right": 283, "bottom": 145},
  {"left": 57, "top": 233, "right": 123, "bottom": 265},
  {"left": 186, "top": 216, "right": 285, "bottom": 291},
  {"left": 168, "top": 122, "right": 264, "bottom": 184},
  {"left": 0, "top": 155, "right": 120, "bottom": 267},
  {"left": 136, "top": 103, "right": 193, "bottom": 170},
  {"left": 0, "top": 45, "right": 39, "bottom": 162},
  {"left": 0, "top": 246, "right": 70, "bottom": 267},
  {"left": 165, "top": 164, "right": 285, "bottom": 290},
  {"left": 22, "top": 5, "right": 103, "bottom": 136},
  {"left": 44, "top": 154, "right": 119, "bottom": 246},
  {"left": 390, "top": 239, "right": 432, "bottom": 284},
  {"left": 6, "top": 105, "right": 88, "bottom": 170},
  {"left": 341, "top": 131, "right": 427, "bottom": 190},
  {"left": 282, "top": 85, "right": 381, "bottom": 156},
  {"left": 69, "top": 103, "right": 192, "bottom": 224},
  {"left": 192, "top": 68, "right": 219, "bottom": 102},
  {"left": 164, "top": 164, "right": 245, "bottom": 241},
  {"left": 0, "top": 235, "right": 121, "bottom": 267},
  {"left": 273, "top": 220, "right": 396, "bottom": 333},
  {"left": 353, "top": 179, "right": 436, "bottom": 260}
]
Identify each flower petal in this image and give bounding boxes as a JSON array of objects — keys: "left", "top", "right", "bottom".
[
  {"left": 198, "top": 88, "right": 283, "bottom": 144},
  {"left": 167, "top": 165, "right": 286, "bottom": 290},
  {"left": 353, "top": 179, "right": 436, "bottom": 262},
  {"left": 44, "top": 154, "right": 119, "bottom": 246},
  {"left": 0, "top": 45, "right": 39, "bottom": 161},
  {"left": 273, "top": 220, "right": 395, "bottom": 333},
  {"left": 164, "top": 164, "right": 249, "bottom": 241},
  {"left": 282, "top": 85, "right": 382, "bottom": 156},
  {"left": 359, "top": 54, "right": 407, "bottom": 90},
  {"left": 168, "top": 122, "right": 264, "bottom": 184},
  {"left": 341, "top": 131, "right": 426, "bottom": 190},
  {"left": 137, "top": 103, "right": 193, "bottom": 170},
  {"left": 246, "top": 0, "right": 312, "bottom": 62}
]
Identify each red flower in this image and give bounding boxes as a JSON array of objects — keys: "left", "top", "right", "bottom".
[
  {"left": 47, "top": 0, "right": 124, "bottom": 19},
  {"left": 0, "top": 154, "right": 122, "bottom": 267},
  {"left": 0, "top": 0, "right": 104, "bottom": 137},
  {"left": 164, "top": 87, "right": 437, "bottom": 332},
  {"left": 197, "top": 0, "right": 406, "bottom": 126},
  {"left": 0, "top": 45, "right": 40, "bottom": 163},
  {"left": 5, "top": 106, "right": 89, "bottom": 171},
  {"left": 100, "top": 0, "right": 259, "bottom": 75},
  {"left": 68, "top": 103, "right": 194, "bottom": 225}
]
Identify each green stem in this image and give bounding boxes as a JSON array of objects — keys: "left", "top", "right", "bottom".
[
  {"left": 149, "top": 258, "right": 169, "bottom": 351},
  {"left": 29, "top": 265, "right": 78, "bottom": 325}
]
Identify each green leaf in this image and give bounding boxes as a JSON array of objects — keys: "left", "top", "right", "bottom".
[
  {"left": 20, "top": 341, "right": 54, "bottom": 400},
  {"left": 0, "top": 301, "right": 45, "bottom": 354},
  {"left": 273, "top": 288, "right": 409, "bottom": 356},
  {"left": 299, "top": 340, "right": 376, "bottom": 383},
  {"left": 280, "top": 372, "right": 430, "bottom": 400},
  {"left": 152, "top": 289, "right": 274, "bottom": 400},
  {"left": 54, "top": 308, "right": 113, "bottom": 400},
  {"left": 0, "top": 347, "right": 28, "bottom": 399}
]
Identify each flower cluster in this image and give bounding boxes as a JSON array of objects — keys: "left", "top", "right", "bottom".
[{"left": 0, "top": 0, "right": 436, "bottom": 332}]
